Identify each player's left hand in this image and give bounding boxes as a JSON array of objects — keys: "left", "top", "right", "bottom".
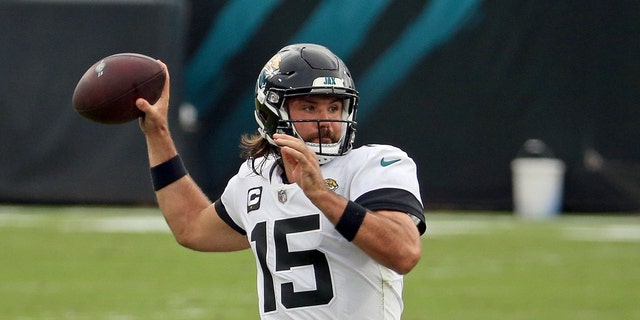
[{"left": 273, "top": 133, "right": 327, "bottom": 197}]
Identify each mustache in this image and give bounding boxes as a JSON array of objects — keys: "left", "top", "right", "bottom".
[{"left": 308, "top": 127, "right": 339, "bottom": 143}]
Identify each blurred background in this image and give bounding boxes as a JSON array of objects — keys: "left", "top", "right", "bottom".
[{"left": 1, "top": 0, "right": 639, "bottom": 213}]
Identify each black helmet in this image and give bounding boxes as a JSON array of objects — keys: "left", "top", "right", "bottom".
[{"left": 254, "top": 43, "right": 359, "bottom": 164}]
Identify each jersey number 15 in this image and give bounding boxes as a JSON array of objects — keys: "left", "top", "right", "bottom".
[{"left": 251, "top": 214, "right": 334, "bottom": 312}]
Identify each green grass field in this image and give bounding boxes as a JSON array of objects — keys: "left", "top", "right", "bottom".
[{"left": 1, "top": 205, "right": 638, "bottom": 319}]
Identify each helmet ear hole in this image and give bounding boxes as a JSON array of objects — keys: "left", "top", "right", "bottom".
[
  {"left": 255, "top": 101, "right": 279, "bottom": 136},
  {"left": 276, "top": 120, "right": 295, "bottom": 136},
  {"left": 258, "top": 109, "right": 269, "bottom": 123}
]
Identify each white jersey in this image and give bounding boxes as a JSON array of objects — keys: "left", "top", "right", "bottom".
[{"left": 215, "top": 144, "right": 425, "bottom": 319}]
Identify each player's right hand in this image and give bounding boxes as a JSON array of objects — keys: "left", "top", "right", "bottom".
[{"left": 138, "top": 61, "right": 171, "bottom": 135}]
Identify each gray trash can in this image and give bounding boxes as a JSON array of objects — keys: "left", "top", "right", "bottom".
[{"left": 511, "top": 139, "right": 565, "bottom": 219}]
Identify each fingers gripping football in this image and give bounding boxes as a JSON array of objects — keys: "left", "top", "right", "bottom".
[{"left": 137, "top": 61, "right": 171, "bottom": 134}]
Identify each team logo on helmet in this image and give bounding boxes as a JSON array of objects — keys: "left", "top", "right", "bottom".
[
  {"left": 259, "top": 53, "right": 282, "bottom": 88},
  {"left": 312, "top": 76, "right": 345, "bottom": 87}
]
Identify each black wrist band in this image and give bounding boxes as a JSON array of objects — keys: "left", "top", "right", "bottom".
[
  {"left": 150, "top": 154, "right": 187, "bottom": 191},
  {"left": 335, "top": 201, "right": 367, "bottom": 241}
]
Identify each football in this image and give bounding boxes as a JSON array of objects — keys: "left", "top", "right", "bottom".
[{"left": 72, "top": 53, "right": 166, "bottom": 124}]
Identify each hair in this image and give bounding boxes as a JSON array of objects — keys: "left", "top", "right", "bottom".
[{"left": 239, "top": 132, "right": 280, "bottom": 175}]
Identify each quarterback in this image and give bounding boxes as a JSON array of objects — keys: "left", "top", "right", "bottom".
[{"left": 136, "top": 43, "right": 426, "bottom": 319}]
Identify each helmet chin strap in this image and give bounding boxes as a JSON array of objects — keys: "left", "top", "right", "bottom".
[{"left": 316, "top": 155, "right": 336, "bottom": 165}]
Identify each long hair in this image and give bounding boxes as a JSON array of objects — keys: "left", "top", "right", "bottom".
[{"left": 239, "top": 132, "right": 279, "bottom": 175}]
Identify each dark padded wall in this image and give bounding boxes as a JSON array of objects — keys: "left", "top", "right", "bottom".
[
  {"left": 181, "top": 0, "right": 640, "bottom": 212},
  {"left": 3, "top": 0, "right": 639, "bottom": 212},
  {"left": 359, "top": 1, "right": 640, "bottom": 211},
  {"left": 0, "top": 0, "right": 189, "bottom": 204}
]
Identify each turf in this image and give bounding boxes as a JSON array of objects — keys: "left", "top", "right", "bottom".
[{"left": 0, "top": 205, "right": 638, "bottom": 319}]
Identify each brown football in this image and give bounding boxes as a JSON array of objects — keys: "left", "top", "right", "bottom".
[{"left": 72, "top": 53, "right": 166, "bottom": 124}]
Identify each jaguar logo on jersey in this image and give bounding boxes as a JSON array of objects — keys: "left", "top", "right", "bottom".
[
  {"left": 324, "top": 178, "right": 339, "bottom": 191},
  {"left": 247, "top": 187, "right": 263, "bottom": 213}
]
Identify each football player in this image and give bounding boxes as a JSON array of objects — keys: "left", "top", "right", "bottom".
[{"left": 137, "top": 43, "right": 426, "bottom": 319}]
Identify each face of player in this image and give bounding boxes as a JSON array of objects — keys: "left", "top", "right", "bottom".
[{"left": 286, "top": 95, "right": 344, "bottom": 144}]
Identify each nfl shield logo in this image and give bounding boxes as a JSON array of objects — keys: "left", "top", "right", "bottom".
[{"left": 278, "top": 189, "right": 287, "bottom": 204}]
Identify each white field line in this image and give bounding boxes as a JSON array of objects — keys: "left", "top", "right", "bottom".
[
  {"left": 426, "top": 220, "right": 501, "bottom": 236},
  {"left": 424, "top": 216, "right": 515, "bottom": 236},
  {"left": 0, "top": 212, "right": 170, "bottom": 233},
  {"left": 563, "top": 225, "right": 640, "bottom": 242},
  {"left": 68, "top": 216, "right": 171, "bottom": 233},
  {"left": 426, "top": 215, "right": 640, "bottom": 242},
  {"left": 1, "top": 210, "right": 639, "bottom": 241}
]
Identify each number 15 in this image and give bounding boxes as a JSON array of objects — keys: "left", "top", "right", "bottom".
[{"left": 250, "top": 214, "right": 334, "bottom": 312}]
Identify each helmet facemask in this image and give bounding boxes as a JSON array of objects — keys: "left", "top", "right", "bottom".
[{"left": 255, "top": 89, "right": 357, "bottom": 164}]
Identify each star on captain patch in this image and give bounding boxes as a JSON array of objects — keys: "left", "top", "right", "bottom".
[
  {"left": 324, "top": 178, "right": 339, "bottom": 191},
  {"left": 278, "top": 189, "right": 287, "bottom": 204}
]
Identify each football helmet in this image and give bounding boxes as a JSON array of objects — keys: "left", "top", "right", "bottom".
[{"left": 254, "top": 43, "right": 359, "bottom": 164}]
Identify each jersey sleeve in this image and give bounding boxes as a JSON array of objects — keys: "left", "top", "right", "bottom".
[
  {"left": 350, "top": 145, "right": 426, "bottom": 234},
  {"left": 214, "top": 167, "right": 250, "bottom": 236},
  {"left": 356, "top": 188, "right": 425, "bottom": 235},
  {"left": 215, "top": 198, "right": 246, "bottom": 235}
]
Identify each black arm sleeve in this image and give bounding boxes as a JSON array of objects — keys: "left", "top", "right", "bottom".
[
  {"left": 355, "top": 188, "right": 426, "bottom": 235},
  {"left": 214, "top": 198, "right": 246, "bottom": 235}
]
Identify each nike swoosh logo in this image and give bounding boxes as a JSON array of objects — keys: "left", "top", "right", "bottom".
[{"left": 380, "top": 157, "right": 401, "bottom": 167}]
